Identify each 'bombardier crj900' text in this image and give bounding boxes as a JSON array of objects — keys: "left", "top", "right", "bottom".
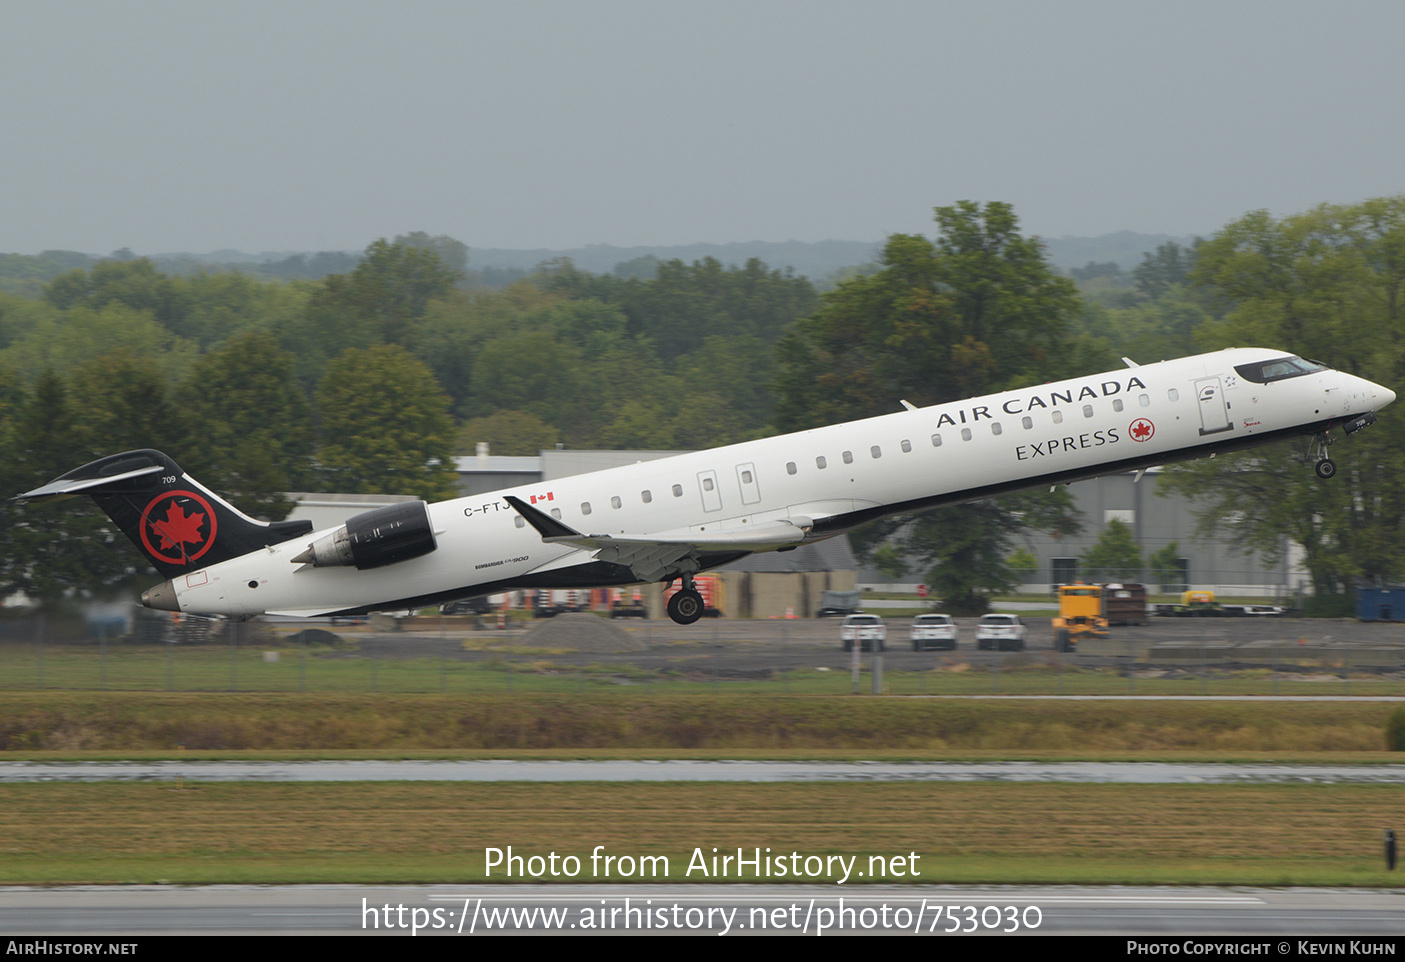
[{"left": 19, "top": 348, "right": 1394, "bottom": 624}]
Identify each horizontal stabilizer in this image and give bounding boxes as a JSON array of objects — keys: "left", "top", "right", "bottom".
[{"left": 18, "top": 464, "right": 165, "bottom": 502}]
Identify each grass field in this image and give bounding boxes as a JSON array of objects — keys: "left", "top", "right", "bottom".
[
  {"left": 0, "top": 691, "right": 1399, "bottom": 753},
  {"left": 0, "top": 641, "right": 1401, "bottom": 696},
  {"left": 2, "top": 648, "right": 1402, "bottom": 888},
  {"left": 0, "top": 780, "right": 1397, "bottom": 886}
]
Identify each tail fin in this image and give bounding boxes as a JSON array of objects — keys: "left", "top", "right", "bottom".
[{"left": 18, "top": 449, "right": 313, "bottom": 578}]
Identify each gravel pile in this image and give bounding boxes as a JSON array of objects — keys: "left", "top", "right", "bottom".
[{"left": 517, "top": 612, "right": 647, "bottom": 652}]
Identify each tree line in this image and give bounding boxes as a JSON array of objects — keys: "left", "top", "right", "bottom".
[{"left": 2, "top": 198, "right": 1404, "bottom": 608}]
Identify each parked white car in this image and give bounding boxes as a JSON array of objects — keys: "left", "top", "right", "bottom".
[
  {"left": 909, "top": 613, "right": 958, "bottom": 651},
  {"left": 975, "top": 613, "right": 1027, "bottom": 651},
  {"left": 840, "top": 614, "right": 887, "bottom": 652}
]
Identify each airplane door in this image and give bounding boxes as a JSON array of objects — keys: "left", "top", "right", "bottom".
[
  {"left": 735, "top": 462, "right": 761, "bottom": 505},
  {"left": 1194, "top": 377, "right": 1232, "bottom": 436},
  {"left": 697, "top": 469, "right": 723, "bottom": 512}
]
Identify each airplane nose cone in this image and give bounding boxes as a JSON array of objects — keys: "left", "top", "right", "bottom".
[
  {"left": 141, "top": 581, "right": 179, "bottom": 611},
  {"left": 1379, "top": 385, "right": 1397, "bottom": 409}
]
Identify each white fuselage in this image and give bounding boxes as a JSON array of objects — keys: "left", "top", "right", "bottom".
[{"left": 165, "top": 348, "right": 1393, "bottom": 617}]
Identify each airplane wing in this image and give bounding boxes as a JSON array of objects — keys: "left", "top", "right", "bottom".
[{"left": 504, "top": 495, "right": 812, "bottom": 582}]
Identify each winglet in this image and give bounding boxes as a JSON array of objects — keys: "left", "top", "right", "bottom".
[{"left": 504, "top": 495, "right": 585, "bottom": 540}]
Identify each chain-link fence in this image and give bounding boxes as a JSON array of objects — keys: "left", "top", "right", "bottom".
[{"left": 0, "top": 608, "right": 1401, "bottom": 696}]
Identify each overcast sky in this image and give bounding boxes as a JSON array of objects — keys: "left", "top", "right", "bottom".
[{"left": 2, "top": 0, "right": 1402, "bottom": 255}]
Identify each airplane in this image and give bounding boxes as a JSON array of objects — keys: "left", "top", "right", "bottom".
[{"left": 18, "top": 347, "right": 1395, "bottom": 624}]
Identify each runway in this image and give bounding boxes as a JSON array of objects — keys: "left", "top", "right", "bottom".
[
  {"left": 2, "top": 759, "right": 1404, "bottom": 783},
  {"left": 2, "top": 884, "right": 1402, "bottom": 936}
]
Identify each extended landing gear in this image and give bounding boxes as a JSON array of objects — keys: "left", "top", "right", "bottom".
[
  {"left": 1310, "top": 432, "right": 1337, "bottom": 480},
  {"left": 665, "top": 574, "right": 705, "bottom": 625}
]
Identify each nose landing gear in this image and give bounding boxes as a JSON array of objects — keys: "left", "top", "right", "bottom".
[{"left": 1311, "top": 432, "right": 1336, "bottom": 479}]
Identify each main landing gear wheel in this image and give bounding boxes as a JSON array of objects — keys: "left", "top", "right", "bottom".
[
  {"left": 1315, "top": 458, "right": 1337, "bottom": 480},
  {"left": 667, "top": 589, "right": 705, "bottom": 625}
]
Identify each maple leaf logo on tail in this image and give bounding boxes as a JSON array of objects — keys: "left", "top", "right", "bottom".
[
  {"left": 1129, "top": 418, "right": 1155, "bottom": 442},
  {"left": 139, "top": 490, "right": 219, "bottom": 567}
]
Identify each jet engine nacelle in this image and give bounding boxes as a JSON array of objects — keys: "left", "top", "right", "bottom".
[{"left": 292, "top": 500, "right": 437, "bottom": 570}]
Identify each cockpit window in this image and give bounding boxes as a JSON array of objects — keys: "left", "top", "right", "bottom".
[{"left": 1234, "top": 356, "right": 1329, "bottom": 384}]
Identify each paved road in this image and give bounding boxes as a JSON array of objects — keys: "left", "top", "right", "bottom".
[
  {"left": 2, "top": 884, "right": 1401, "bottom": 936},
  {"left": 4, "top": 759, "right": 1405, "bottom": 783}
]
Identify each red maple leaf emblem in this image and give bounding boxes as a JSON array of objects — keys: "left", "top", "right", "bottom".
[
  {"left": 1130, "top": 419, "right": 1154, "bottom": 441},
  {"left": 150, "top": 502, "right": 207, "bottom": 552}
]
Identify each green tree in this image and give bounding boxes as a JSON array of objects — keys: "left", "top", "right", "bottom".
[
  {"left": 1080, "top": 519, "right": 1144, "bottom": 581},
  {"left": 1160, "top": 198, "right": 1405, "bottom": 595},
  {"left": 43, "top": 257, "right": 192, "bottom": 332},
  {"left": 774, "top": 202, "right": 1085, "bottom": 611},
  {"left": 1148, "top": 541, "right": 1184, "bottom": 591},
  {"left": 405, "top": 282, "right": 565, "bottom": 415},
  {"left": 314, "top": 345, "right": 457, "bottom": 501},
  {"left": 774, "top": 202, "right": 1087, "bottom": 430},
  {"left": 395, "top": 232, "right": 469, "bottom": 275},
  {"left": 0, "top": 301, "right": 199, "bottom": 388},
  {"left": 870, "top": 544, "right": 909, "bottom": 581},
  {"left": 538, "top": 255, "right": 817, "bottom": 362},
  {"left": 895, "top": 494, "right": 1080, "bottom": 613},
  {"left": 173, "top": 331, "right": 317, "bottom": 519},
  {"left": 0, "top": 371, "right": 134, "bottom": 602},
  {"left": 456, "top": 409, "right": 560, "bottom": 457},
  {"left": 340, "top": 238, "right": 463, "bottom": 344},
  {"left": 291, "top": 238, "right": 464, "bottom": 388},
  {"left": 468, "top": 331, "right": 586, "bottom": 427},
  {"left": 1133, "top": 241, "right": 1196, "bottom": 300},
  {"left": 67, "top": 350, "right": 179, "bottom": 454},
  {"left": 1007, "top": 547, "right": 1038, "bottom": 584}
]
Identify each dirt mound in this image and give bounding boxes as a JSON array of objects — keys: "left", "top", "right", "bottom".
[
  {"left": 288, "top": 628, "right": 345, "bottom": 648},
  {"left": 517, "top": 613, "right": 646, "bottom": 652}
]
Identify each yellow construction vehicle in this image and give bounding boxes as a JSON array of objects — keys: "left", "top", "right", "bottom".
[{"left": 1052, "top": 583, "right": 1110, "bottom": 651}]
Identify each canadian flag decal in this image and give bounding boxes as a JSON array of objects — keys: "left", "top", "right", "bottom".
[{"left": 529, "top": 492, "right": 555, "bottom": 504}]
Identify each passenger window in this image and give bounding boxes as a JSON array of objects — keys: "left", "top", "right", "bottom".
[
  {"left": 742, "top": 470, "right": 753, "bottom": 483},
  {"left": 900, "top": 440, "right": 911, "bottom": 453},
  {"left": 870, "top": 446, "right": 881, "bottom": 459},
  {"left": 514, "top": 516, "right": 525, "bottom": 528},
  {"left": 991, "top": 423, "right": 1002, "bottom": 436},
  {"left": 842, "top": 451, "right": 853, "bottom": 464},
  {"left": 817, "top": 456, "right": 827, "bottom": 468},
  {"left": 641, "top": 490, "right": 652, "bottom": 504},
  {"left": 1022, "top": 416, "right": 1032, "bottom": 430},
  {"left": 551, "top": 508, "right": 562, "bottom": 519},
  {"left": 960, "top": 428, "right": 972, "bottom": 441},
  {"left": 1168, "top": 388, "right": 1180, "bottom": 402},
  {"left": 1083, "top": 404, "right": 1094, "bottom": 418},
  {"left": 787, "top": 462, "right": 797, "bottom": 475},
  {"left": 580, "top": 502, "right": 591, "bottom": 515},
  {"left": 1112, "top": 398, "right": 1124, "bottom": 413},
  {"left": 672, "top": 484, "right": 682, "bottom": 497},
  {"left": 611, "top": 496, "right": 621, "bottom": 509},
  {"left": 1052, "top": 411, "right": 1064, "bottom": 424},
  {"left": 931, "top": 434, "right": 942, "bottom": 447},
  {"left": 702, "top": 477, "right": 714, "bottom": 491},
  {"left": 1139, "top": 394, "right": 1150, "bottom": 407}
]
